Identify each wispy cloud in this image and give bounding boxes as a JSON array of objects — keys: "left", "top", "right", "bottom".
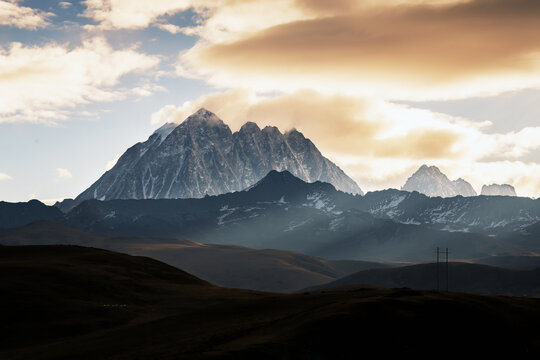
[
  {"left": 82, "top": 0, "right": 192, "bottom": 30},
  {"left": 58, "top": 2, "right": 72, "bottom": 9},
  {"left": 155, "top": 23, "right": 183, "bottom": 34},
  {"left": 131, "top": 83, "right": 167, "bottom": 98},
  {"left": 0, "top": 0, "right": 54, "bottom": 30},
  {"left": 0, "top": 37, "right": 160, "bottom": 124},
  {"left": 0, "top": 172, "right": 12, "bottom": 181},
  {"left": 56, "top": 168, "right": 72, "bottom": 179}
]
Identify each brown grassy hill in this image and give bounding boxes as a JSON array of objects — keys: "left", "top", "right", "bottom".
[
  {"left": 1, "top": 245, "right": 540, "bottom": 359},
  {"left": 0, "top": 222, "right": 388, "bottom": 292}
]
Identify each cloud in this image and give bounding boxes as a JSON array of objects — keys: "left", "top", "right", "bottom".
[
  {"left": 177, "top": 0, "right": 540, "bottom": 100},
  {"left": 56, "top": 168, "right": 72, "bottom": 179},
  {"left": 131, "top": 83, "right": 167, "bottom": 97},
  {"left": 151, "top": 89, "right": 540, "bottom": 197},
  {"left": 0, "top": 37, "right": 160, "bottom": 124},
  {"left": 82, "top": 0, "right": 193, "bottom": 30},
  {"left": 0, "top": 172, "right": 12, "bottom": 181},
  {"left": 82, "top": 0, "right": 313, "bottom": 35},
  {"left": 82, "top": 1, "right": 470, "bottom": 37},
  {"left": 155, "top": 23, "right": 183, "bottom": 34},
  {"left": 105, "top": 154, "right": 121, "bottom": 171},
  {"left": 0, "top": 0, "right": 54, "bottom": 30},
  {"left": 58, "top": 2, "right": 72, "bottom": 9},
  {"left": 81, "top": 1, "right": 540, "bottom": 99}
]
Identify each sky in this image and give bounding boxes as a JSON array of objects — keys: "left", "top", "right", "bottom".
[{"left": 1, "top": 0, "right": 539, "bottom": 203}]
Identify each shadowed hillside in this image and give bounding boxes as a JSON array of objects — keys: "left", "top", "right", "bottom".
[
  {"left": 0, "top": 222, "right": 389, "bottom": 292},
  {"left": 305, "top": 262, "right": 540, "bottom": 297},
  {"left": 1, "top": 245, "right": 540, "bottom": 359}
]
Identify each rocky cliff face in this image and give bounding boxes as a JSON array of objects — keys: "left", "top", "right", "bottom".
[
  {"left": 71, "top": 108, "right": 361, "bottom": 207},
  {"left": 402, "top": 165, "right": 477, "bottom": 197},
  {"left": 481, "top": 184, "right": 517, "bottom": 197}
]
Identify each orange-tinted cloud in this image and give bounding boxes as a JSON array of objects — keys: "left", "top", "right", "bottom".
[
  {"left": 180, "top": 0, "right": 540, "bottom": 99},
  {"left": 151, "top": 90, "right": 468, "bottom": 159}
]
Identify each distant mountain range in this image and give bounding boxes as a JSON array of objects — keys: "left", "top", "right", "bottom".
[
  {"left": 4, "top": 170, "right": 537, "bottom": 263},
  {"left": 402, "top": 164, "right": 517, "bottom": 198},
  {"left": 59, "top": 171, "right": 499, "bottom": 261},
  {"left": 58, "top": 108, "right": 361, "bottom": 212}
]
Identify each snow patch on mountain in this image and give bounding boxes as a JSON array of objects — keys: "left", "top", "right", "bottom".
[{"left": 304, "top": 192, "right": 342, "bottom": 215}]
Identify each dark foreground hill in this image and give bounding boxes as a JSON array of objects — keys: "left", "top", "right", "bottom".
[
  {"left": 2, "top": 245, "right": 540, "bottom": 359},
  {"left": 305, "top": 262, "right": 540, "bottom": 297}
]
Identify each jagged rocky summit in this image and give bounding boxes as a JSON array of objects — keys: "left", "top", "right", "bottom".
[
  {"left": 65, "top": 108, "right": 361, "bottom": 209},
  {"left": 481, "top": 184, "right": 517, "bottom": 197},
  {"left": 402, "top": 165, "right": 477, "bottom": 198}
]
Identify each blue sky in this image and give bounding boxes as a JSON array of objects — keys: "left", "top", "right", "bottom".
[
  {"left": 0, "top": 0, "right": 215, "bottom": 202},
  {"left": 1, "top": 0, "right": 540, "bottom": 201}
]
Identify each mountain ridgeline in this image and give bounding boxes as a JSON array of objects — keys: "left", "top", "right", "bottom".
[
  {"left": 56, "top": 170, "right": 540, "bottom": 262},
  {"left": 3, "top": 170, "right": 540, "bottom": 261},
  {"left": 63, "top": 108, "right": 361, "bottom": 211}
]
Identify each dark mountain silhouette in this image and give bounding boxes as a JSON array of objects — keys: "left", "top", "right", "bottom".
[
  {"left": 0, "top": 200, "right": 63, "bottom": 228},
  {"left": 2, "top": 245, "right": 540, "bottom": 358},
  {"left": 473, "top": 255, "right": 540, "bottom": 270},
  {"left": 305, "top": 262, "right": 540, "bottom": 297}
]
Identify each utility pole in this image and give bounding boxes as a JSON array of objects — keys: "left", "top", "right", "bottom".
[
  {"left": 436, "top": 247, "right": 440, "bottom": 291},
  {"left": 435, "top": 247, "right": 450, "bottom": 292},
  {"left": 446, "top": 248, "right": 449, "bottom": 292}
]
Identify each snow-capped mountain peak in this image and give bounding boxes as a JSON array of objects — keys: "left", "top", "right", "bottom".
[
  {"left": 68, "top": 109, "right": 362, "bottom": 209},
  {"left": 402, "top": 165, "right": 477, "bottom": 197},
  {"left": 481, "top": 184, "right": 517, "bottom": 197},
  {"left": 183, "top": 107, "right": 225, "bottom": 127}
]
